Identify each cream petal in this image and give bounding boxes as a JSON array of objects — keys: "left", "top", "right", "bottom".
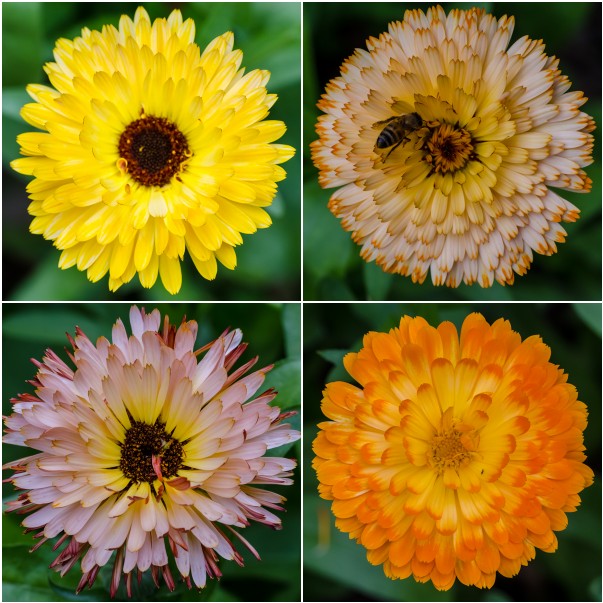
[
  {"left": 126, "top": 510, "right": 148, "bottom": 552},
  {"left": 189, "top": 537, "right": 207, "bottom": 587}
]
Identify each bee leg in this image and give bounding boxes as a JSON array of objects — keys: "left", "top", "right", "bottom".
[{"left": 383, "top": 139, "right": 405, "bottom": 161}]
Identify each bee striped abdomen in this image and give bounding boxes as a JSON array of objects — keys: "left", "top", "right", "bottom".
[{"left": 376, "top": 129, "right": 398, "bottom": 149}]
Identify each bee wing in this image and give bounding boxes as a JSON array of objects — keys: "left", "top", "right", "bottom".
[{"left": 372, "top": 116, "right": 397, "bottom": 128}]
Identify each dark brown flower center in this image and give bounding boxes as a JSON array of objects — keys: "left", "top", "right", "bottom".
[
  {"left": 118, "top": 116, "right": 190, "bottom": 187},
  {"left": 119, "top": 420, "right": 183, "bottom": 483},
  {"left": 424, "top": 124, "right": 474, "bottom": 174}
]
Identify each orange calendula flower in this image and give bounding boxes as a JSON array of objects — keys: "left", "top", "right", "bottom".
[
  {"left": 313, "top": 313, "right": 594, "bottom": 590},
  {"left": 311, "top": 5, "right": 595, "bottom": 287}
]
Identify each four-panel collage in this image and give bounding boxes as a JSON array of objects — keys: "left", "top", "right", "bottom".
[{"left": 1, "top": 2, "right": 600, "bottom": 603}]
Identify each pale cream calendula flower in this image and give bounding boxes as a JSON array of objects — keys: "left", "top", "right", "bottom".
[
  {"left": 11, "top": 7, "right": 295, "bottom": 294},
  {"left": 311, "top": 5, "right": 594, "bottom": 287},
  {"left": 3, "top": 307, "right": 300, "bottom": 596}
]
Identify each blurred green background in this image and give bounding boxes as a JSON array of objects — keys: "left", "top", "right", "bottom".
[
  {"left": 2, "top": 302, "right": 301, "bottom": 601},
  {"left": 303, "top": 303, "right": 601, "bottom": 601},
  {"left": 304, "top": 2, "right": 601, "bottom": 301},
  {"left": 2, "top": 2, "right": 301, "bottom": 301}
]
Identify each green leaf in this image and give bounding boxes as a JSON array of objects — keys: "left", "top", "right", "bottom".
[
  {"left": 2, "top": 545, "right": 63, "bottom": 602},
  {"left": 2, "top": 583, "right": 63, "bottom": 603},
  {"left": 363, "top": 261, "right": 393, "bottom": 300},
  {"left": 541, "top": 531, "right": 600, "bottom": 601},
  {"left": 2, "top": 87, "right": 30, "bottom": 122},
  {"left": 2, "top": 3, "right": 44, "bottom": 87},
  {"left": 481, "top": 590, "right": 514, "bottom": 602},
  {"left": 560, "top": 479, "right": 602, "bottom": 550},
  {"left": 190, "top": 3, "right": 300, "bottom": 92},
  {"left": 263, "top": 359, "right": 300, "bottom": 409},
  {"left": 2, "top": 511, "right": 33, "bottom": 549},
  {"left": 39, "top": 3, "right": 79, "bottom": 38},
  {"left": 244, "top": 31, "right": 300, "bottom": 92},
  {"left": 8, "top": 254, "right": 98, "bottom": 301},
  {"left": 317, "top": 348, "right": 347, "bottom": 367},
  {"left": 317, "top": 276, "right": 357, "bottom": 300},
  {"left": 225, "top": 218, "right": 299, "bottom": 292},
  {"left": 48, "top": 578, "right": 107, "bottom": 602},
  {"left": 317, "top": 349, "right": 352, "bottom": 383},
  {"left": 3, "top": 88, "right": 31, "bottom": 168},
  {"left": 248, "top": 1, "right": 300, "bottom": 28},
  {"left": 268, "top": 192, "right": 285, "bottom": 219},
  {"left": 281, "top": 304, "right": 301, "bottom": 358},
  {"left": 303, "top": 179, "right": 353, "bottom": 284},
  {"left": 3, "top": 308, "right": 103, "bottom": 345},
  {"left": 217, "top": 491, "right": 301, "bottom": 599},
  {"left": 222, "top": 507, "right": 301, "bottom": 572},
  {"left": 508, "top": 2, "right": 592, "bottom": 56},
  {"left": 2, "top": 514, "right": 30, "bottom": 549},
  {"left": 266, "top": 580, "right": 302, "bottom": 603},
  {"left": 589, "top": 576, "right": 602, "bottom": 603},
  {"left": 207, "top": 585, "right": 240, "bottom": 602},
  {"left": 302, "top": 13, "right": 320, "bottom": 147},
  {"left": 349, "top": 303, "right": 409, "bottom": 331},
  {"left": 455, "top": 282, "right": 514, "bottom": 301},
  {"left": 573, "top": 303, "right": 602, "bottom": 337}
]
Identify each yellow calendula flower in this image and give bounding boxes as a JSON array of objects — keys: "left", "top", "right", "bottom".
[
  {"left": 311, "top": 5, "right": 594, "bottom": 287},
  {"left": 11, "top": 7, "right": 295, "bottom": 294},
  {"left": 313, "top": 313, "right": 593, "bottom": 590}
]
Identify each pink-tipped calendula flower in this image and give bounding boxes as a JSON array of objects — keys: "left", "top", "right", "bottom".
[{"left": 4, "top": 306, "right": 300, "bottom": 596}]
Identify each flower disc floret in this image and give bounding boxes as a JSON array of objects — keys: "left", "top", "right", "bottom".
[
  {"left": 311, "top": 5, "right": 595, "bottom": 287},
  {"left": 119, "top": 420, "right": 184, "bottom": 483},
  {"left": 11, "top": 7, "right": 295, "bottom": 294},
  {"left": 313, "top": 313, "right": 593, "bottom": 590},
  {"left": 3, "top": 307, "right": 300, "bottom": 597},
  {"left": 118, "top": 116, "right": 191, "bottom": 187}
]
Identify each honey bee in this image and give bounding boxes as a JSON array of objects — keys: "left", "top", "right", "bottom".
[{"left": 373, "top": 112, "right": 424, "bottom": 159}]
